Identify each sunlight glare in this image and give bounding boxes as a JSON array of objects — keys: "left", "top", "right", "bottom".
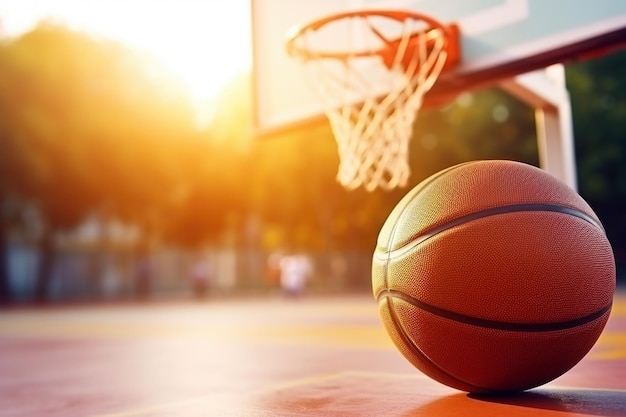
[{"left": 0, "top": 0, "right": 252, "bottom": 104}]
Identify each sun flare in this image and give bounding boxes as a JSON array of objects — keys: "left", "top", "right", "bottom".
[{"left": 0, "top": 0, "right": 252, "bottom": 103}]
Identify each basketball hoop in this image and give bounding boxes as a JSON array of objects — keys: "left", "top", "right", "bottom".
[{"left": 286, "top": 10, "right": 460, "bottom": 191}]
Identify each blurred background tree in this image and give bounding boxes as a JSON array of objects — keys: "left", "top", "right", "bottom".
[
  {"left": 567, "top": 50, "right": 626, "bottom": 270},
  {"left": 0, "top": 24, "right": 197, "bottom": 300},
  {"left": 0, "top": 23, "right": 623, "bottom": 302}
]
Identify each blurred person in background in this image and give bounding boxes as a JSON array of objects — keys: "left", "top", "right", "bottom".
[
  {"left": 278, "top": 251, "right": 313, "bottom": 297},
  {"left": 190, "top": 255, "right": 213, "bottom": 299}
]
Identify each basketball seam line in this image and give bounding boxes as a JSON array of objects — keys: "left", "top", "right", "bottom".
[
  {"left": 375, "top": 203, "right": 603, "bottom": 261},
  {"left": 383, "top": 162, "right": 473, "bottom": 290},
  {"left": 384, "top": 296, "right": 488, "bottom": 393},
  {"left": 378, "top": 289, "right": 612, "bottom": 332}
]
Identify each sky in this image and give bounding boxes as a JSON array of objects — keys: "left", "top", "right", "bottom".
[{"left": 0, "top": 0, "right": 252, "bottom": 103}]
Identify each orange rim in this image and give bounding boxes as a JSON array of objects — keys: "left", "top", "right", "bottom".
[{"left": 285, "top": 9, "right": 455, "bottom": 62}]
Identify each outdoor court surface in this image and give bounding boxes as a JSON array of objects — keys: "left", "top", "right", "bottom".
[{"left": 0, "top": 290, "right": 625, "bottom": 417}]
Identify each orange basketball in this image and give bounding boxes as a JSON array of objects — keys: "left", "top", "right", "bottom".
[{"left": 372, "top": 160, "right": 615, "bottom": 394}]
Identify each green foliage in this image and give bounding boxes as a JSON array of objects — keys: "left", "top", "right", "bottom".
[
  {"left": 567, "top": 49, "right": 626, "bottom": 271},
  {"left": 410, "top": 88, "right": 538, "bottom": 185},
  {"left": 0, "top": 23, "right": 197, "bottom": 233},
  {"left": 0, "top": 23, "right": 202, "bottom": 297},
  {"left": 568, "top": 50, "right": 626, "bottom": 200}
]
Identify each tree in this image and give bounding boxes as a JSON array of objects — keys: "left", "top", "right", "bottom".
[
  {"left": 567, "top": 49, "right": 626, "bottom": 273},
  {"left": 0, "top": 23, "right": 197, "bottom": 300},
  {"left": 162, "top": 73, "right": 254, "bottom": 248},
  {"left": 410, "top": 87, "right": 538, "bottom": 184}
]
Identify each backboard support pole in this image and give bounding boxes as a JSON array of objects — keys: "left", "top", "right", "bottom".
[{"left": 499, "top": 65, "right": 577, "bottom": 191}]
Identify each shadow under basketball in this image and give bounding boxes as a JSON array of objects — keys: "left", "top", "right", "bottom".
[
  {"left": 469, "top": 389, "right": 626, "bottom": 417},
  {"left": 250, "top": 367, "right": 626, "bottom": 417}
]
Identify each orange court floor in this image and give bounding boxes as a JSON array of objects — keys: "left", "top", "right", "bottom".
[{"left": 0, "top": 289, "right": 625, "bottom": 417}]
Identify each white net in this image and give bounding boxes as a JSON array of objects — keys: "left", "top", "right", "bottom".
[{"left": 289, "top": 13, "right": 449, "bottom": 191}]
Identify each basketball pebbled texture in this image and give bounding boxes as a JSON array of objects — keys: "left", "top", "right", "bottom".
[{"left": 372, "top": 160, "right": 615, "bottom": 394}]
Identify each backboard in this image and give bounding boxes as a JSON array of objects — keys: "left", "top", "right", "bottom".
[{"left": 251, "top": 0, "right": 626, "bottom": 136}]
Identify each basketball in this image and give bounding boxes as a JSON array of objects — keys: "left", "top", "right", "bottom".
[{"left": 372, "top": 160, "right": 616, "bottom": 394}]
